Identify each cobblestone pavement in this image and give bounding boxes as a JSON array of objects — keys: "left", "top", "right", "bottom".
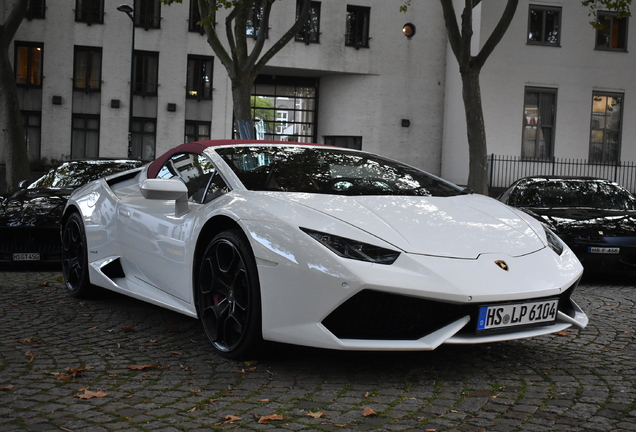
[{"left": 0, "top": 270, "right": 634, "bottom": 432}]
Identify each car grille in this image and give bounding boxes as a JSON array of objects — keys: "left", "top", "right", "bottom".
[
  {"left": 0, "top": 227, "right": 62, "bottom": 262},
  {"left": 322, "top": 290, "right": 473, "bottom": 340},
  {"left": 322, "top": 285, "right": 578, "bottom": 340}
]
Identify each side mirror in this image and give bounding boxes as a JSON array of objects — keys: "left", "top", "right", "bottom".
[
  {"left": 18, "top": 180, "right": 31, "bottom": 189},
  {"left": 140, "top": 178, "right": 190, "bottom": 216}
]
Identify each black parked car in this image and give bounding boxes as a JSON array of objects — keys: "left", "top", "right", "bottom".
[
  {"left": 499, "top": 176, "right": 636, "bottom": 273},
  {"left": 0, "top": 159, "right": 144, "bottom": 264}
]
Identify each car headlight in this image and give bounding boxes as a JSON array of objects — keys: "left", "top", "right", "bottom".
[
  {"left": 542, "top": 224, "right": 564, "bottom": 256},
  {"left": 300, "top": 228, "right": 400, "bottom": 265}
]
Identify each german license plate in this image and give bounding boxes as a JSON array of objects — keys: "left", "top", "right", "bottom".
[
  {"left": 13, "top": 253, "right": 41, "bottom": 261},
  {"left": 588, "top": 247, "right": 619, "bottom": 254},
  {"left": 477, "top": 299, "right": 558, "bottom": 331}
]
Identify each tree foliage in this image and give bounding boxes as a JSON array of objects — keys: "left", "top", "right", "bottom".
[{"left": 582, "top": 0, "right": 631, "bottom": 28}]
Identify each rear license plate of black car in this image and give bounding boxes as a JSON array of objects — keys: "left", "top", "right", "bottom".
[
  {"left": 13, "top": 253, "right": 41, "bottom": 261},
  {"left": 477, "top": 299, "right": 558, "bottom": 331},
  {"left": 588, "top": 247, "right": 619, "bottom": 254}
]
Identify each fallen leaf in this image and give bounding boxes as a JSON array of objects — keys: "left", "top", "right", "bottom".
[
  {"left": 187, "top": 407, "right": 197, "bottom": 413},
  {"left": 225, "top": 415, "right": 242, "bottom": 421},
  {"left": 75, "top": 389, "right": 108, "bottom": 399},
  {"left": 122, "top": 327, "right": 135, "bottom": 333},
  {"left": 244, "top": 360, "right": 258, "bottom": 366},
  {"left": 171, "top": 351, "right": 182, "bottom": 355},
  {"left": 258, "top": 414, "right": 285, "bottom": 424},
  {"left": 0, "top": 385, "right": 14, "bottom": 390},
  {"left": 305, "top": 411, "right": 325, "bottom": 418},
  {"left": 127, "top": 365, "right": 159, "bottom": 370},
  {"left": 258, "top": 399, "right": 269, "bottom": 402},
  {"left": 362, "top": 407, "right": 376, "bottom": 417},
  {"left": 18, "top": 338, "right": 40, "bottom": 344},
  {"left": 56, "top": 374, "right": 70, "bottom": 380},
  {"left": 555, "top": 331, "right": 571, "bottom": 337},
  {"left": 66, "top": 366, "right": 93, "bottom": 376},
  {"left": 231, "top": 367, "right": 257, "bottom": 374},
  {"left": 149, "top": 339, "right": 159, "bottom": 343},
  {"left": 24, "top": 351, "right": 37, "bottom": 363},
  {"left": 39, "top": 282, "right": 50, "bottom": 287}
]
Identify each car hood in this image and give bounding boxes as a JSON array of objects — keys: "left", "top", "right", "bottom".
[
  {"left": 0, "top": 188, "right": 72, "bottom": 227},
  {"left": 523, "top": 207, "right": 636, "bottom": 237},
  {"left": 280, "top": 193, "right": 545, "bottom": 259}
]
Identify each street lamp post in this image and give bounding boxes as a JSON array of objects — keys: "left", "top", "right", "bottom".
[{"left": 117, "top": 3, "right": 135, "bottom": 158}]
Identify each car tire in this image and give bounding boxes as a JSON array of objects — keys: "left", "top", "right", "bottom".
[
  {"left": 62, "top": 212, "right": 92, "bottom": 298},
  {"left": 197, "top": 230, "right": 263, "bottom": 359}
]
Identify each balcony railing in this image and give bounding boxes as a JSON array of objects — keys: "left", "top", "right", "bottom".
[{"left": 488, "top": 155, "right": 636, "bottom": 195}]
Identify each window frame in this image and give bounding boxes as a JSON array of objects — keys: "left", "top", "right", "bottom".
[
  {"left": 186, "top": 55, "right": 214, "bottom": 100},
  {"left": 595, "top": 11, "right": 628, "bottom": 51},
  {"left": 188, "top": 0, "right": 204, "bottom": 33},
  {"left": 589, "top": 92, "right": 624, "bottom": 164},
  {"left": 14, "top": 41, "right": 44, "bottom": 89},
  {"left": 132, "top": 50, "right": 159, "bottom": 97},
  {"left": 185, "top": 120, "right": 211, "bottom": 143},
  {"left": 527, "top": 4, "right": 561, "bottom": 46},
  {"left": 75, "top": 0, "right": 104, "bottom": 25},
  {"left": 345, "top": 5, "right": 371, "bottom": 49},
  {"left": 131, "top": 117, "right": 157, "bottom": 161},
  {"left": 246, "top": 0, "right": 268, "bottom": 39},
  {"left": 521, "top": 87, "right": 557, "bottom": 161},
  {"left": 22, "top": 111, "right": 42, "bottom": 161},
  {"left": 73, "top": 46, "right": 102, "bottom": 93},
  {"left": 295, "top": 1, "right": 321, "bottom": 44},
  {"left": 26, "top": 0, "right": 46, "bottom": 20},
  {"left": 324, "top": 136, "right": 362, "bottom": 150},
  {"left": 135, "top": 0, "right": 162, "bottom": 30},
  {"left": 71, "top": 114, "right": 100, "bottom": 159}
]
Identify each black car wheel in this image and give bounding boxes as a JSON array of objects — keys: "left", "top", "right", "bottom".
[
  {"left": 197, "top": 230, "right": 262, "bottom": 359},
  {"left": 62, "top": 212, "right": 92, "bottom": 298}
]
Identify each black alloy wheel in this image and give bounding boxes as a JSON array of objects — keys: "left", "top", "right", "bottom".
[
  {"left": 197, "top": 230, "right": 262, "bottom": 359},
  {"left": 62, "top": 212, "right": 92, "bottom": 298}
]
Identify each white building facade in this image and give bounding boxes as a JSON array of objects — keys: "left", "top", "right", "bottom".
[
  {"left": 7, "top": 0, "right": 448, "bottom": 176},
  {"left": 7, "top": 0, "right": 636, "bottom": 190}
]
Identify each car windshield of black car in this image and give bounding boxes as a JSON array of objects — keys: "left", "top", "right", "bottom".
[{"left": 509, "top": 179, "right": 636, "bottom": 210}]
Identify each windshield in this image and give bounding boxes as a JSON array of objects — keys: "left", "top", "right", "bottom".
[
  {"left": 215, "top": 146, "right": 463, "bottom": 197},
  {"left": 29, "top": 160, "right": 144, "bottom": 189},
  {"left": 508, "top": 178, "right": 636, "bottom": 210}
]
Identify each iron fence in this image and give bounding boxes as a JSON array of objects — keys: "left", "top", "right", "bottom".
[{"left": 488, "top": 155, "right": 636, "bottom": 194}]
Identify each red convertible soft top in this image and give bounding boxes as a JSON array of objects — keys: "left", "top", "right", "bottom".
[{"left": 147, "top": 139, "right": 321, "bottom": 179}]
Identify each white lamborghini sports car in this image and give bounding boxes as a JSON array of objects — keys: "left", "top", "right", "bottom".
[{"left": 62, "top": 140, "right": 588, "bottom": 359}]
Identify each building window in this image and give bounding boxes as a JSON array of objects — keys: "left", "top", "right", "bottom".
[
  {"left": 589, "top": 92, "right": 623, "bottom": 164},
  {"left": 135, "top": 0, "right": 161, "bottom": 29},
  {"left": 72, "top": 114, "right": 100, "bottom": 159},
  {"left": 345, "top": 5, "right": 370, "bottom": 48},
  {"left": 132, "top": 118, "right": 156, "bottom": 160},
  {"left": 324, "top": 136, "right": 362, "bottom": 150},
  {"left": 26, "top": 0, "right": 46, "bottom": 20},
  {"left": 23, "top": 111, "right": 42, "bottom": 161},
  {"left": 246, "top": 0, "right": 268, "bottom": 38},
  {"left": 188, "top": 0, "right": 203, "bottom": 33},
  {"left": 186, "top": 55, "right": 213, "bottom": 100},
  {"left": 527, "top": 5, "right": 560, "bottom": 46},
  {"left": 73, "top": 46, "right": 102, "bottom": 92},
  {"left": 249, "top": 76, "right": 317, "bottom": 142},
  {"left": 133, "top": 51, "right": 159, "bottom": 96},
  {"left": 295, "top": 1, "right": 321, "bottom": 44},
  {"left": 75, "top": 0, "right": 104, "bottom": 25},
  {"left": 14, "top": 42, "right": 43, "bottom": 88},
  {"left": 595, "top": 11, "right": 628, "bottom": 51},
  {"left": 185, "top": 121, "right": 211, "bottom": 143},
  {"left": 522, "top": 87, "right": 556, "bottom": 160}
]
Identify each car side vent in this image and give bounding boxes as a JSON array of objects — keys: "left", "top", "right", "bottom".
[
  {"left": 101, "top": 258, "right": 126, "bottom": 280},
  {"left": 322, "top": 290, "right": 471, "bottom": 340}
]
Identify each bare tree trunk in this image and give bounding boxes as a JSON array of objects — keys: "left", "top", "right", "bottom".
[
  {"left": 232, "top": 81, "right": 255, "bottom": 139},
  {"left": 0, "top": 0, "right": 30, "bottom": 194},
  {"left": 461, "top": 69, "right": 489, "bottom": 195}
]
